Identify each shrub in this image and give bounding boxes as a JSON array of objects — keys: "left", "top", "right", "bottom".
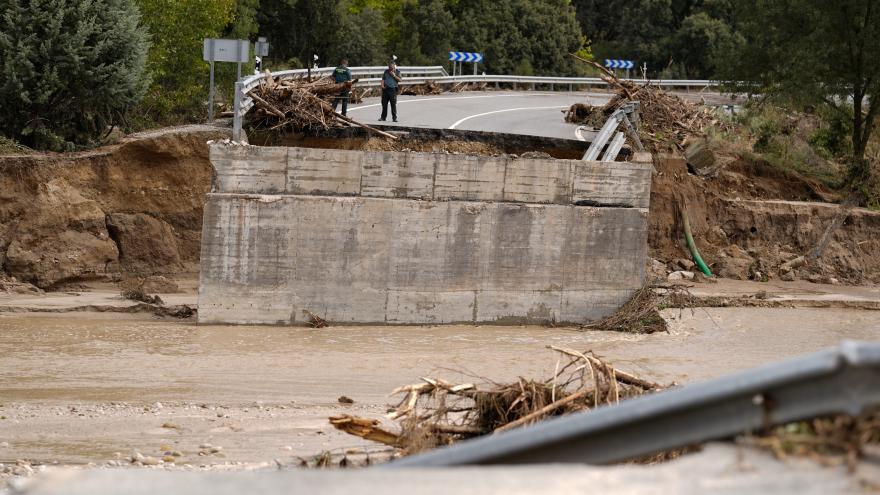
[{"left": 0, "top": 0, "right": 150, "bottom": 150}]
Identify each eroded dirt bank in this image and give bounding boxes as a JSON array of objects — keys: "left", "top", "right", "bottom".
[
  {"left": 649, "top": 154, "right": 880, "bottom": 284},
  {"left": 0, "top": 126, "right": 228, "bottom": 289},
  {"left": 2, "top": 126, "right": 880, "bottom": 290}
]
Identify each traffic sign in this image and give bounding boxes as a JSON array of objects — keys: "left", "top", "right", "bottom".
[
  {"left": 203, "top": 38, "right": 250, "bottom": 122},
  {"left": 203, "top": 39, "right": 250, "bottom": 63},
  {"left": 604, "top": 59, "right": 634, "bottom": 70},
  {"left": 255, "top": 37, "right": 269, "bottom": 57},
  {"left": 449, "top": 51, "right": 484, "bottom": 63}
]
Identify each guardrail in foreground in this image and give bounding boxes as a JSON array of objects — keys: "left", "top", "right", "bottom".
[
  {"left": 231, "top": 66, "right": 721, "bottom": 140},
  {"left": 383, "top": 340, "right": 880, "bottom": 467}
]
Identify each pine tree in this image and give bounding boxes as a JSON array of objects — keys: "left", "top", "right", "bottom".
[{"left": 0, "top": 0, "right": 150, "bottom": 150}]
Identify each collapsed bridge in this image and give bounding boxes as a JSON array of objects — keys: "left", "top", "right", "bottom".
[{"left": 198, "top": 130, "right": 652, "bottom": 325}]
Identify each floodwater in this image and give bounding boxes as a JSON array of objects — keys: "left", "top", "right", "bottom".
[{"left": 0, "top": 307, "right": 878, "bottom": 465}]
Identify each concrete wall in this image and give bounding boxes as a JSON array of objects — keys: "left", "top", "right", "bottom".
[
  {"left": 210, "top": 145, "right": 653, "bottom": 208},
  {"left": 199, "top": 144, "right": 652, "bottom": 325}
]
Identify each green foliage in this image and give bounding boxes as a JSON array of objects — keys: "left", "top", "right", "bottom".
[
  {"left": 809, "top": 106, "right": 854, "bottom": 160},
  {"left": 453, "top": 0, "right": 583, "bottom": 75},
  {"left": 134, "top": 0, "right": 235, "bottom": 126},
  {"left": 328, "top": 1, "right": 389, "bottom": 66},
  {"left": 259, "top": 0, "right": 583, "bottom": 76},
  {"left": 571, "top": 0, "right": 737, "bottom": 78},
  {"left": 721, "top": 0, "right": 880, "bottom": 174},
  {"left": 0, "top": 0, "right": 150, "bottom": 150},
  {"left": 736, "top": 104, "right": 847, "bottom": 189}
]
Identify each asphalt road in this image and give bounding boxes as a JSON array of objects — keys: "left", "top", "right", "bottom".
[
  {"left": 347, "top": 90, "right": 738, "bottom": 140},
  {"left": 347, "top": 91, "right": 610, "bottom": 140}
]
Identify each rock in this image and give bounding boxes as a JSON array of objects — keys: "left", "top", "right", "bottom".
[
  {"left": 162, "top": 455, "right": 176, "bottom": 463},
  {"left": 807, "top": 274, "right": 824, "bottom": 284},
  {"left": 141, "top": 275, "right": 179, "bottom": 294},
  {"left": 668, "top": 270, "right": 695, "bottom": 281},
  {"left": 0, "top": 441, "right": 8, "bottom": 448},
  {"left": 106, "top": 213, "right": 182, "bottom": 274},
  {"left": 153, "top": 402, "right": 163, "bottom": 410},
  {"left": 337, "top": 396, "right": 355, "bottom": 404},
  {"left": 692, "top": 272, "right": 717, "bottom": 284},
  {"left": 647, "top": 259, "right": 668, "bottom": 281},
  {"left": 780, "top": 255, "right": 806, "bottom": 274},
  {"left": 715, "top": 245, "right": 755, "bottom": 280},
  {"left": 673, "top": 258, "right": 696, "bottom": 271},
  {"left": 779, "top": 271, "right": 796, "bottom": 282},
  {"left": 140, "top": 456, "right": 161, "bottom": 466},
  {"left": 131, "top": 452, "right": 145, "bottom": 464},
  {"left": 684, "top": 138, "right": 716, "bottom": 174}
]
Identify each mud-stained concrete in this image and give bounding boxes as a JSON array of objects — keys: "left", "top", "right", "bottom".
[{"left": 1, "top": 292, "right": 878, "bottom": 467}]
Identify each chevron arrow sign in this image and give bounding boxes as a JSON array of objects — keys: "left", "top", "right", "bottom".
[
  {"left": 449, "top": 51, "right": 484, "bottom": 63},
  {"left": 604, "top": 59, "right": 634, "bottom": 69}
]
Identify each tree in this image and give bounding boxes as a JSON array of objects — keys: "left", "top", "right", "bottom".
[
  {"left": 453, "top": 0, "right": 582, "bottom": 76},
  {"left": 327, "top": 1, "right": 388, "bottom": 66},
  {"left": 387, "top": 0, "right": 455, "bottom": 66},
  {"left": 722, "top": 0, "right": 880, "bottom": 176},
  {"left": 135, "top": 0, "right": 235, "bottom": 123},
  {"left": 258, "top": 0, "right": 338, "bottom": 66},
  {"left": 571, "top": 0, "right": 737, "bottom": 78},
  {"left": 0, "top": 0, "right": 150, "bottom": 150}
]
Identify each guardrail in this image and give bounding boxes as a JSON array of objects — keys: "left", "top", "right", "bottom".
[{"left": 231, "top": 66, "right": 721, "bottom": 140}]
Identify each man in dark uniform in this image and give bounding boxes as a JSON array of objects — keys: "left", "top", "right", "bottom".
[
  {"left": 380, "top": 60, "right": 402, "bottom": 122},
  {"left": 331, "top": 58, "right": 352, "bottom": 116}
]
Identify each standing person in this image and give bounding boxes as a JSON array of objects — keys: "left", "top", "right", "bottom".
[
  {"left": 380, "top": 60, "right": 402, "bottom": 122},
  {"left": 331, "top": 58, "right": 352, "bottom": 116}
]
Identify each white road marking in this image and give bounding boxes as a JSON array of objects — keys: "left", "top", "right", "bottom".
[
  {"left": 448, "top": 106, "right": 570, "bottom": 129},
  {"left": 347, "top": 94, "right": 535, "bottom": 112}
]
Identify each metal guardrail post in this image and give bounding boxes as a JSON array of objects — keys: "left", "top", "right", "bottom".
[
  {"left": 233, "top": 81, "right": 243, "bottom": 142},
  {"left": 384, "top": 341, "right": 880, "bottom": 467}
]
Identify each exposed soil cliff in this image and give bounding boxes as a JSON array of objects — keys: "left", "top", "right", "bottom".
[
  {"left": 1, "top": 125, "right": 878, "bottom": 290},
  {"left": 0, "top": 125, "right": 227, "bottom": 288}
]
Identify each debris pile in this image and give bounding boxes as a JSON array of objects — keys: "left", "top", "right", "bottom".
[
  {"left": 401, "top": 81, "right": 442, "bottom": 96},
  {"left": 749, "top": 409, "right": 880, "bottom": 470},
  {"left": 330, "top": 347, "right": 666, "bottom": 456},
  {"left": 569, "top": 56, "right": 730, "bottom": 150},
  {"left": 246, "top": 71, "right": 396, "bottom": 139},
  {"left": 449, "top": 81, "right": 489, "bottom": 93},
  {"left": 581, "top": 285, "right": 694, "bottom": 334}
]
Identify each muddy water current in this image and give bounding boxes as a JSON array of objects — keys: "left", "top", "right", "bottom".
[
  {"left": 2, "top": 308, "right": 878, "bottom": 403},
  {"left": 0, "top": 308, "right": 877, "bottom": 465}
]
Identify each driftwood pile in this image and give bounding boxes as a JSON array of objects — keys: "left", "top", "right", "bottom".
[
  {"left": 330, "top": 347, "right": 668, "bottom": 458},
  {"left": 246, "top": 71, "right": 396, "bottom": 139},
  {"left": 401, "top": 81, "right": 442, "bottom": 96},
  {"left": 569, "top": 55, "right": 730, "bottom": 150}
]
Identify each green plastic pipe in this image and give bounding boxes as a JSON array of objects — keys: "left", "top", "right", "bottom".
[{"left": 681, "top": 208, "right": 713, "bottom": 277}]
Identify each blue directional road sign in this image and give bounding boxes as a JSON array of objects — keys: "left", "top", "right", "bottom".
[
  {"left": 604, "top": 59, "right": 634, "bottom": 70},
  {"left": 449, "top": 51, "right": 484, "bottom": 63}
]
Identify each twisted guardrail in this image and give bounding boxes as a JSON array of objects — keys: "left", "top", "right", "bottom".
[{"left": 231, "top": 65, "right": 720, "bottom": 141}]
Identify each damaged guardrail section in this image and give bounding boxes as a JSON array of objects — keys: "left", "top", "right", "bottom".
[{"left": 197, "top": 144, "right": 653, "bottom": 325}]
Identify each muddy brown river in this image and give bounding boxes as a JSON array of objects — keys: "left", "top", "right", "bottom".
[{"left": 1, "top": 307, "right": 878, "bottom": 466}]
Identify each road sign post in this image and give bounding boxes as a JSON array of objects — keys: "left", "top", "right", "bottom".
[
  {"left": 203, "top": 38, "right": 250, "bottom": 122},
  {"left": 449, "top": 51, "right": 484, "bottom": 77}
]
